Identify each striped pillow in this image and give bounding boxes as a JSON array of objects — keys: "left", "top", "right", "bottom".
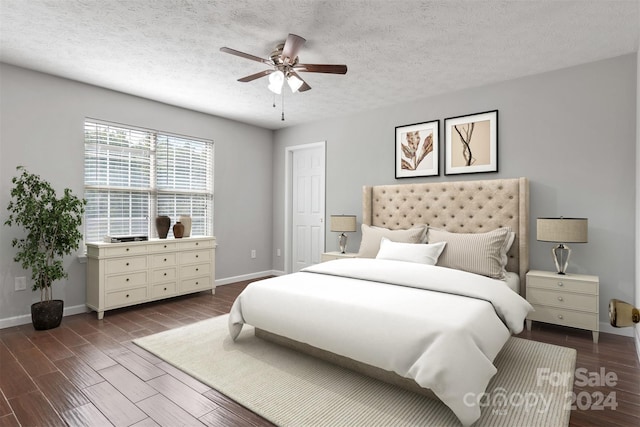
[{"left": 427, "top": 227, "right": 513, "bottom": 279}]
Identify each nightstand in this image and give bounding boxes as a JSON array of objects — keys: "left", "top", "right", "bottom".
[
  {"left": 321, "top": 251, "right": 357, "bottom": 262},
  {"left": 526, "top": 270, "right": 599, "bottom": 343}
]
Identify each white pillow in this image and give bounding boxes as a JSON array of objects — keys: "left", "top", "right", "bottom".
[
  {"left": 376, "top": 237, "right": 446, "bottom": 265},
  {"left": 357, "top": 224, "right": 427, "bottom": 258}
]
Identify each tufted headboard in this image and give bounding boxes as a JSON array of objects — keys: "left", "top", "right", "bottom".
[{"left": 362, "top": 177, "right": 529, "bottom": 291}]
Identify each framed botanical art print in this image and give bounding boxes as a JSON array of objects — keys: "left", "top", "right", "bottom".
[
  {"left": 395, "top": 119, "right": 439, "bottom": 178},
  {"left": 444, "top": 110, "right": 498, "bottom": 175}
]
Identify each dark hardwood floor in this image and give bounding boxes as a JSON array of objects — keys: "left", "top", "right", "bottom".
[{"left": 1, "top": 278, "right": 638, "bottom": 427}]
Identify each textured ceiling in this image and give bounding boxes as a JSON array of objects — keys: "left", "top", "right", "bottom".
[{"left": 1, "top": 0, "right": 638, "bottom": 130}]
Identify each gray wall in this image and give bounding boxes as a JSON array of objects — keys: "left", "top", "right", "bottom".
[
  {"left": 636, "top": 46, "right": 640, "bottom": 355},
  {"left": 0, "top": 63, "right": 274, "bottom": 324},
  {"left": 273, "top": 54, "right": 637, "bottom": 332}
]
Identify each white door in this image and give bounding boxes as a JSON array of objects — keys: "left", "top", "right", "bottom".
[{"left": 290, "top": 144, "right": 325, "bottom": 272}]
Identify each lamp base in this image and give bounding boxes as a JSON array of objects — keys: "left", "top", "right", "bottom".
[
  {"left": 338, "top": 233, "right": 348, "bottom": 254},
  {"left": 552, "top": 243, "right": 571, "bottom": 275}
]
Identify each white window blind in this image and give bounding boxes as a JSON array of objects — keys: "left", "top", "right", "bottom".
[{"left": 84, "top": 119, "right": 213, "bottom": 243}]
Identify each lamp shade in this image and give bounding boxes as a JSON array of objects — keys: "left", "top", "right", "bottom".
[
  {"left": 537, "top": 218, "right": 588, "bottom": 243},
  {"left": 330, "top": 215, "right": 357, "bottom": 233}
]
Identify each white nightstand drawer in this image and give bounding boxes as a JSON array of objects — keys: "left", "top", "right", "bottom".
[
  {"left": 527, "top": 288, "right": 597, "bottom": 312},
  {"left": 321, "top": 252, "right": 357, "bottom": 262},
  {"left": 528, "top": 304, "right": 598, "bottom": 331},
  {"left": 527, "top": 272, "right": 597, "bottom": 295}
]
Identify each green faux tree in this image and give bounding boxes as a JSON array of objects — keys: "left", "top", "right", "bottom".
[{"left": 5, "top": 166, "right": 86, "bottom": 302}]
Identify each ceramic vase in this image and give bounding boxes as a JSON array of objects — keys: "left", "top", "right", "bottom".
[
  {"left": 173, "top": 221, "right": 185, "bottom": 238},
  {"left": 178, "top": 215, "right": 192, "bottom": 237},
  {"left": 155, "top": 215, "right": 171, "bottom": 239}
]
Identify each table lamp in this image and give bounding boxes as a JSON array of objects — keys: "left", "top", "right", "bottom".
[
  {"left": 537, "top": 217, "right": 588, "bottom": 275},
  {"left": 330, "top": 215, "right": 357, "bottom": 253}
]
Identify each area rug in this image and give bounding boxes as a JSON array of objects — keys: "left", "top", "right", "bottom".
[{"left": 134, "top": 315, "right": 576, "bottom": 426}]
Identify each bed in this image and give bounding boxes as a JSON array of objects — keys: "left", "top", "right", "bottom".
[{"left": 229, "top": 177, "right": 532, "bottom": 426}]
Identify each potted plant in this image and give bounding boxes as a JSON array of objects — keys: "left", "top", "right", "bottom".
[{"left": 4, "top": 166, "right": 86, "bottom": 330}]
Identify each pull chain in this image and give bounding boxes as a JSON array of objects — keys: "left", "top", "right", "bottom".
[{"left": 281, "top": 90, "right": 285, "bottom": 121}]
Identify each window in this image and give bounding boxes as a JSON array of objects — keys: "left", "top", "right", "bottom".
[{"left": 84, "top": 119, "right": 213, "bottom": 243}]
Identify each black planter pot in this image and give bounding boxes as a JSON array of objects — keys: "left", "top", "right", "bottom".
[{"left": 31, "top": 300, "right": 64, "bottom": 330}]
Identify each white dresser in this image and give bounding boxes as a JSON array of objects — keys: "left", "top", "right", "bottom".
[
  {"left": 525, "top": 269, "right": 599, "bottom": 343},
  {"left": 86, "top": 236, "right": 216, "bottom": 319}
]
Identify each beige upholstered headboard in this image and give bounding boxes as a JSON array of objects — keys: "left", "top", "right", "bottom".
[{"left": 362, "top": 177, "right": 529, "bottom": 292}]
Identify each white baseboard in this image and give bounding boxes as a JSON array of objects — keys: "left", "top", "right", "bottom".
[
  {"left": 0, "top": 304, "right": 88, "bottom": 330},
  {"left": 599, "top": 320, "right": 634, "bottom": 337},
  {"left": 215, "top": 270, "right": 284, "bottom": 287}
]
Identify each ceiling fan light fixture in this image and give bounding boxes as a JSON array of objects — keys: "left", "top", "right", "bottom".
[
  {"left": 268, "top": 70, "right": 284, "bottom": 94},
  {"left": 287, "top": 74, "right": 303, "bottom": 93}
]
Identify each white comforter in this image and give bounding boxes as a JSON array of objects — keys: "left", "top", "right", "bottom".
[{"left": 229, "top": 258, "right": 533, "bottom": 426}]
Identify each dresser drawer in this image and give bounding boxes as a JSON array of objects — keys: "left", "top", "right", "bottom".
[
  {"left": 106, "top": 287, "right": 147, "bottom": 308},
  {"left": 180, "top": 276, "right": 211, "bottom": 293},
  {"left": 527, "top": 288, "right": 597, "bottom": 312},
  {"left": 527, "top": 275, "right": 597, "bottom": 294},
  {"left": 148, "top": 241, "right": 178, "bottom": 253},
  {"left": 179, "top": 250, "right": 211, "bottom": 264},
  {"left": 105, "top": 256, "right": 147, "bottom": 274},
  {"left": 105, "top": 271, "right": 148, "bottom": 291},
  {"left": 104, "top": 244, "right": 147, "bottom": 257},
  {"left": 180, "top": 263, "right": 210, "bottom": 278},
  {"left": 152, "top": 267, "right": 177, "bottom": 283},
  {"left": 151, "top": 282, "right": 177, "bottom": 298},
  {"left": 178, "top": 239, "right": 213, "bottom": 250},
  {"left": 150, "top": 253, "right": 177, "bottom": 268},
  {"left": 528, "top": 305, "right": 598, "bottom": 331}
]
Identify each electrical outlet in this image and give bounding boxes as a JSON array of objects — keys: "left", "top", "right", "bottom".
[
  {"left": 251, "top": 249, "right": 256, "bottom": 259},
  {"left": 276, "top": 248, "right": 281, "bottom": 257},
  {"left": 15, "top": 276, "right": 26, "bottom": 291}
]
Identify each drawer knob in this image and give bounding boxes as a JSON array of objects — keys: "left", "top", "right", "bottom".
[
  {"left": 163, "top": 273, "right": 167, "bottom": 276},
  {"left": 164, "top": 245, "right": 167, "bottom": 248},
  {"left": 558, "top": 314, "right": 563, "bottom": 320},
  {"left": 195, "top": 281, "right": 199, "bottom": 285},
  {"left": 126, "top": 294, "right": 130, "bottom": 298},
  {"left": 195, "top": 268, "right": 199, "bottom": 271},
  {"left": 126, "top": 262, "right": 129, "bottom": 266},
  {"left": 557, "top": 282, "right": 563, "bottom": 287},
  {"left": 164, "top": 287, "right": 167, "bottom": 291},
  {"left": 126, "top": 278, "right": 130, "bottom": 282},
  {"left": 126, "top": 248, "right": 130, "bottom": 252},
  {"left": 558, "top": 296, "right": 564, "bottom": 302},
  {"left": 196, "top": 255, "right": 199, "bottom": 258},
  {"left": 196, "top": 243, "right": 199, "bottom": 246}
]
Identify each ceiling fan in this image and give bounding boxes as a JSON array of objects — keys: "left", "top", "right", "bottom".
[{"left": 220, "top": 34, "right": 348, "bottom": 94}]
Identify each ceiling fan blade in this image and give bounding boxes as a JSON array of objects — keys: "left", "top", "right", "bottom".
[
  {"left": 289, "top": 71, "right": 311, "bottom": 92},
  {"left": 237, "top": 70, "right": 274, "bottom": 82},
  {"left": 295, "top": 64, "right": 348, "bottom": 74},
  {"left": 220, "top": 47, "right": 271, "bottom": 65},
  {"left": 281, "top": 34, "right": 306, "bottom": 64}
]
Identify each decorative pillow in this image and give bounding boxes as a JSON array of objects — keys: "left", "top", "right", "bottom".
[
  {"left": 375, "top": 237, "right": 446, "bottom": 265},
  {"left": 427, "top": 227, "right": 513, "bottom": 279},
  {"left": 357, "top": 224, "right": 426, "bottom": 258}
]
